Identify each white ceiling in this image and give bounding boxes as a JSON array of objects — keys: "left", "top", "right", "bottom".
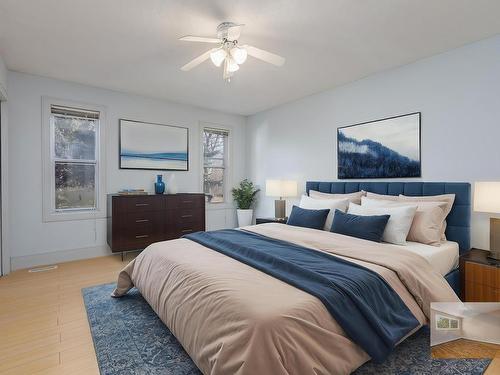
[{"left": 1, "top": 1, "right": 499, "bottom": 115}]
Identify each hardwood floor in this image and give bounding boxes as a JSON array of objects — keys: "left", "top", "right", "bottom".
[
  {"left": 432, "top": 339, "right": 500, "bottom": 373},
  {"left": 432, "top": 338, "right": 500, "bottom": 358},
  {"left": 0, "top": 253, "right": 137, "bottom": 374},
  {"left": 1, "top": 253, "right": 498, "bottom": 374}
]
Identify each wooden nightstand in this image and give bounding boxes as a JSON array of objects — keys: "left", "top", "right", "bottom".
[
  {"left": 460, "top": 249, "right": 500, "bottom": 302},
  {"left": 256, "top": 217, "right": 288, "bottom": 225}
]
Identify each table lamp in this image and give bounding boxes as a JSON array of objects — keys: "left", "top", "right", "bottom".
[
  {"left": 266, "top": 180, "right": 298, "bottom": 219},
  {"left": 474, "top": 182, "right": 500, "bottom": 260}
]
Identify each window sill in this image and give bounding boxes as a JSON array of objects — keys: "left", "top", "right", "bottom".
[
  {"left": 43, "top": 209, "right": 106, "bottom": 223},
  {"left": 206, "top": 202, "right": 236, "bottom": 211}
]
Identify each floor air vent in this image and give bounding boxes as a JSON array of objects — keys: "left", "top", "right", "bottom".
[{"left": 28, "top": 265, "right": 58, "bottom": 273}]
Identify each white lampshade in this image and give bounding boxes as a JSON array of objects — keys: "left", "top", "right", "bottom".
[
  {"left": 210, "top": 48, "right": 227, "bottom": 67},
  {"left": 230, "top": 47, "right": 247, "bottom": 64},
  {"left": 266, "top": 180, "right": 298, "bottom": 198},
  {"left": 474, "top": 182, "right": 500, "bottom": 213}
]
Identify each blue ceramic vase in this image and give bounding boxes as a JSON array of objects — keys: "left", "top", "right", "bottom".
[{"left": 154, "top": 175, "right": 165, "bottom": 194}]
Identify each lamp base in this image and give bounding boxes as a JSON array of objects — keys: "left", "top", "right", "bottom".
[
  {"left": 274, "top": 199, "right": 286, "bottom": 219},
  {"left": 489, "top": 218, "right": 500, "bottom": 260}
]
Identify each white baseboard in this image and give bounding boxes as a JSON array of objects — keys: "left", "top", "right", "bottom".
[{"left": 11, "top": 245, "right": 113, "bottom": 271}]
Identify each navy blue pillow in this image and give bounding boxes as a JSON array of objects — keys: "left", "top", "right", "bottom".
[
  {"left": 286, "top": 205, "right": 330, "bottom": 230},
  {"left": 330, "top": 209, "right": 390, "bottom": 242}
]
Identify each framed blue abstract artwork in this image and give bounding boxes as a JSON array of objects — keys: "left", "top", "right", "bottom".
[
  {"left": 337, "top": 112, "right": 421, "bottom": 179},
  {"left": 119, "top": 119, "right": 189, "bottom": 171}
]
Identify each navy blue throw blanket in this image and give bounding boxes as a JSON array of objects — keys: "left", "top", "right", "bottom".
[{"left": 184, "top": 229, "right": 419, "bottom": 363}]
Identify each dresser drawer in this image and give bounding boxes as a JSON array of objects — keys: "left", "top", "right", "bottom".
[
  {"left": 465, "top": 262, "right": 500, "bottom": 288},
  {"left": 177, "top": 220, "right": 205, "bottom": 236},
  {"left": 465, "top": 282, "right": 500, "bottom": 302},
  {"left": 178, "top": 208, "right": 204, "bottom": 224},
  {"left": 166, "top": 194, "right": 205, "bottom": 210},
  {"left": 121, "top": 211, "right": 164, "bottom": 230},
  {"left": 114, "top": 195, "right": 165, "bottom": 214}
]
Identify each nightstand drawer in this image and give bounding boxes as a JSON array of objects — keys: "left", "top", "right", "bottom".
[
  {"left": 465, "top": 262, "right": 500, "bottom": 288},
  {"left": 465, "top": 282, "right": 500, "bottom": 302}
]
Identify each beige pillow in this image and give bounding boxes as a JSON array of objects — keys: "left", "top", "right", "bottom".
[
  {"left": 309, "top": 190, "right": 366, "bottom": 204},
  {"left": 361, "top": 197, "right": 448, "bottom": 246},
  {"left": 398, "top": 194, "right": 455, "bottom": 240},
  {"left": 365, "top": 192, "right": 400, "bottom": 201}
]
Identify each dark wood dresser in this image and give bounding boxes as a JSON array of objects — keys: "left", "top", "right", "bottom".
[{"left": 107, "top": 193, "right": 205, "bottom": 253}]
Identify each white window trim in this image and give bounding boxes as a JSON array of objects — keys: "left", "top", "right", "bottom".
[
  {"left": 42, "top": 96, "right": 106, "bottom": 222},
  {"left": 199, "top": 122, "right": 234, "bottom": 210},
  {"left": 435, "top": 314, "right": 460, "bottom": 330}
]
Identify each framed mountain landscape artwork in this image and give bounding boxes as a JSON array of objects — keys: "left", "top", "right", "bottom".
[
  {"left": 119, "top": 119, "right": 189, "bottom": 171},
  {"left": 337, "top": 112, "right": 421, "bottom": 179}
]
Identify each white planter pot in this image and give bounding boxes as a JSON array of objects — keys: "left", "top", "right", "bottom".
[{"left": 236, "top": 209, "right": 253, "bottom": 227}]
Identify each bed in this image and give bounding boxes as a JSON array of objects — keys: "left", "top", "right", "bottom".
[
  {"left": 113, "top": 181, "right": 471, "bottom": 375},
  {"left": 306, "top": 181, "right": 471, "bottom": 296}
]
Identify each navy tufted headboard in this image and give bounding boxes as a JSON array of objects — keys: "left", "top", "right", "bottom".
[{"left": 306, "top": 181, "right": 471, "bottom": 254}]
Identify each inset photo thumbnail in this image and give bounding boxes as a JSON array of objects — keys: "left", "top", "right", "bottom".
[{"left": 431, "top": 302, "right": 500, "bottom": 360}]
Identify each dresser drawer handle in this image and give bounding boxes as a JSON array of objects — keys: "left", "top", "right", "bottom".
[
  {"left": 182, "top": 200, "right": 193, "bottom": 204},
  {"left": 181, "top": 214, "right": 193, "bottom": 218},
  {"left": 181, "top": 229, "right": 193, "bottom": 233},
  {"left": 135, "top": 234, "right": 149, "bottom": 239},
  {"left": 135, "top": 203, "right": 149, "bottom": 207},
  {"left": 135, "top": 219, "right": 149, "bottom": 223}
]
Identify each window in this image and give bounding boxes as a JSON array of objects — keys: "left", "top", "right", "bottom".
[
  {"left": 436, "top": 315, "right": 460, "bottom": 330},
  {"left": 43, "top": 98, "right": 106, "bottom": 221},
  {"left": 203, "top": 127, "right": 229, "bottom": 203}
]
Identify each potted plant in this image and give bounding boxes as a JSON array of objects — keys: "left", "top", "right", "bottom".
[{"left": 232, "top": 179, "right": 260, "bottom": 227}]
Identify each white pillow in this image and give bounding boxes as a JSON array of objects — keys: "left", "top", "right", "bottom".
[
  {"left": 299, "top": 195, "right": 349, "bottom": 231},
  {"left": 348, "top": 202, "right": 417, "bottom": 245}
]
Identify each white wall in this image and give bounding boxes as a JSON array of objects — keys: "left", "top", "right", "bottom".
[
  {"left": 247, "top": 35, "right": 500, "bottom": 250},
  {"left": 7, "top": 72, "right": 246, "bottom": 270},
  {"left": 0, "top": 55, "right": 6, "bottom": 94},
  {"left": 0, "top": 54, "right": 8, "bottom": 275},
  {"left": 462, "top": 311, "right": 500, "bottom": 345}
]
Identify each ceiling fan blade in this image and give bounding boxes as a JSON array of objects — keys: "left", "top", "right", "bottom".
[
  {"left": 181, "top": 49, "right": 214, "bottom": 71},
  {"left": 179, "top": 35, "right": 221, "bottom": 43},
  {"left": 244, "top": 45, "right": 285, "bottom": 66},
  {"left": 226, "top": 24, "right": 244, "bottom": 40}
]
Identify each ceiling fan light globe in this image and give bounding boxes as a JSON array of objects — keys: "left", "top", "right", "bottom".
[
  {"left": 227, "top": 58, "right": 240, "bottom": 73},
  {"left": 210, "top": 49, "right": 227, "bottom": 67},
  {"left": 230, "top": 47, "right": 247, "bottom": 64}
]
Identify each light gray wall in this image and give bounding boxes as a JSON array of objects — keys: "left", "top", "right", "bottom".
[
  {"left": 0, "top": 54, "right": 8, "bottom": 275},
  {"left": 462, "top": 311, "right": 500, "bottom": 344},
  {"left": 246, "top": 35, "right": 500, "bottom": 250},
  {"left": 7, "top": 71, "right": 246, "bottom": 269},
  {"left": 0, "top": 54, "right": 6, "bottom": 95}
]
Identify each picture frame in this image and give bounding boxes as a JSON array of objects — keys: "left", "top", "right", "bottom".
[
  {"left": 337, "top": 112, "right": 421, "bottom": 179},
  {"left": 119, "top": 119, "right": 189, "bottom": 171}
]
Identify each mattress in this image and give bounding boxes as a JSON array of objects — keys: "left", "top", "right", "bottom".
[{"left": 389, "top": 240, "right": 459, "bottom": 276}]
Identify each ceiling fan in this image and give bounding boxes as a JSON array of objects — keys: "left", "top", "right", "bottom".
[{"left": 179, "top": 22, "right": 285, "bottom": 82}]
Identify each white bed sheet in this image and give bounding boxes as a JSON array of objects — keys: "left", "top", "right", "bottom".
[{"left": 388, "top": 240, "right": 459, "bottom": 276}]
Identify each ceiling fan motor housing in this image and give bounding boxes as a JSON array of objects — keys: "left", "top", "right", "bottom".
[{"left": 216, "top": 22, "right": 240, "bottom": 41}]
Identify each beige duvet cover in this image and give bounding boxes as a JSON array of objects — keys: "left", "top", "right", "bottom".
[{"left": 113, "top": 223, "right": 459, "bottom": 375}]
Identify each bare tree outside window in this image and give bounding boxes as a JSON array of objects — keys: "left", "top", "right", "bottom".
[
  {"left": 203, "top": 128, "right": 229, "bottom": 203},
  {"left": 50, "top": 106, "right": 99, "bottom": 211}
]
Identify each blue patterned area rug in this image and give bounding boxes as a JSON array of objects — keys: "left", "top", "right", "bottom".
[{"left": 83, "top": 283, "right": 491, "bottom": 375}]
